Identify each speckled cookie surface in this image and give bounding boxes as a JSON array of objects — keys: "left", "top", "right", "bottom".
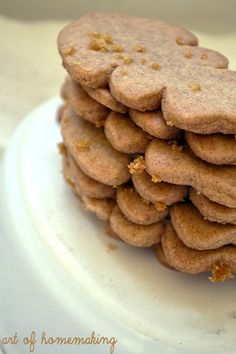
[
  {"left": 186, "top": 132, "right": 236, "bottom": 165},
  {"left": 104, "top": 111, "right": 150, "bottom": 153},
  {"left": 62, "top": 155, "right": 115, "bottom": 221},
  {"left": 161, "top": 223, "right": 236, "bottom": 275},
  {"left": 132, "top": 170, "right": 187, "bottom": 206},
  {"left": 171, "top": 203, "right": 236, "bottom": 250},
  {"left": 156, "top": 244, "right": 176, "bottom": 271},
  {"left": 61, "top": 107, "right": 131, "bottom": 186},
  {"left": 64, "top": 77, "right": 109, "bottom": 125},
  {"left": 145, "top": 139, "right": 236, "bottom": 208},
  {"left": 58, "top": 13, "right": 236, "bottom": 134},
  {"left": 82, "top": 85, "right": 127, "bottom": 113},
  {"left": 109, "top": 205, "right": 164, "bottom": 247},
  {"left": 129, "top": 109, "right": 179, "bottom": 140},
  {"left": 62, "top": 152, "right": 115, "bottom": 199},
  {"left": 82, "top": 195, "right": 115, "bottom": 221},
  {"left": 116, "top": 186, "right": 168, "bottom": 225},
  {"left": 189, "top": 189, "right": 236, "bottom": 225}
]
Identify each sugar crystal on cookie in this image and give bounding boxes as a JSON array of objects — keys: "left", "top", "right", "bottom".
[
  {"left": 128, "top": 156, "right": 146, "bottom": 174},
  {"left": 155, "top": 202, "right": 167, "bottom": 211},
  {"left": 76, "top": 140, "right": 90, "bottom": 151},
  {"left": 209, "top": 263, "right": 234, "bottom": 282}
]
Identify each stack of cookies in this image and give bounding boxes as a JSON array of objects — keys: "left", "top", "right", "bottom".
[{"left": 57, "top": 13, "right": 236, "bottom": 281}]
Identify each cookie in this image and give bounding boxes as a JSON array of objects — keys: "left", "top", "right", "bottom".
[
  {"left": 65, "top": 77, "right": 109, "bottom": 125},
  {"left": 60, "top": 78, "right": 68, "bottom": 100},
  {"left": 63, "top": 152, "right": 115, "bottom": 199},
  {"left": 62, "top": 155, "right": 114, "bottom": 221},
  {"left": 58, "top": 13, "right": 227, "bottom": 86},
  {"left": 156, "top": 244, "right": 176, "bottom": 271},
  {"left": 189, "top": 188, "right": 236, "bottom": 225},
  {"left": 82, "top": 85, "right": 127, "bottom": 113},
  {"left": 171, "top": 203, "right": 236, "bottom": 250},
  {"left": 132, "top": 170, "right": 187, "bottom": 206},
  {"left": 56, "top": 104, "right": 66, "bottom": 122},
  {"left": 109, "top": 205, "right": 164, "bottom": 247},
  {"left": 104, "top": 111, "right": 150, "bottom": 153},
  {"left": 116, "top": 186, "right": 168, "bottom": 225},
  {"left": 145, "top": 139, "right": 236, "bottom": 208},
  {"left": 58, "top": 14, "right": 235, "bottom": 134},
  {"left": 129, "top": 109, "right": 179, "bottom": 140},
  {"left": 161, "top": 223, "right": 236, "bottom": 280},
  {"left": 106, "top": 223, "right": 122, "bottom": 241},
  {"left": 61, "top": 107, "right": 131, "bottom": 186},
  {"left": 186, "top": 132, "right": 236, "bottom": 165},
  {"left": 82, "top": 195, "right": 115, "bottom": 221}
]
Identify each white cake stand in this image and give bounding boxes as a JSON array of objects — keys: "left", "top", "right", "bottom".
[{"left": 1, "top": 98, "right": 236, "bottom": 354}]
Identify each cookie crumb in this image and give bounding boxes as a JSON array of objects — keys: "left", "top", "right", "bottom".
[
  {"left": 166, "top": 120, "right": 173, "bottom": 126},
  {"left": 123, "top": 55, "right": 133, "bottom": 64},
  {"left": 90, "top": 32, "right": 113, "bottom": 44},
  {"left": 150, "top": 63, "right": 161, "bottom": 70},
  {"left": 200, "top": 52, "right": 208, "bottom": 60},
  {"left": 188, "top": 83, "right": 201, "bottom": 92},
  {"left": 89, "top": 38, "right": 108, "bottom": 52},
  {"left": 115, "top": 54, "right": 133, "bottom": 64},
  {"left": 95, "top": 120, "right": 105, "bottom": 128},
  {"left": 112, "top": 45, "right": 124, "bottom": 53},
  {"left": 209, "top": 263, "right": 234, "bottom": 282},
  {"left": 176, "top": 37, "right": 184, "bottom": 45},
  {"left": 121, "top": 70, "right": 128, "bottom": 76},
  {"left": 184, "top": 50, "right": 193, "bottom": 58},
  {"left": 90, "top": 32, "right": 102, "bottom": 38},
  {"left": 76, "top": 140, "right": 90, "bottom": 151},
  {"left": 107, "top": 243, "right": 118, "bottom": 251},
  {"left": 196, "top": 190, "right": 201, "bottom": 195},
  {"left": 113, "top": 185, "right": 118, "bottom": 189},
  {"left": 140, "top": 58, "right": 147, "bottom": 64},
  {"left": 154, "top": 202, "right": 167, "bottom": 211},
  {"left": 58, "top": 142, "right": 67, "bottom": 155},
  {"left": 169, "top": 140, "right": 183, "bottom": 152},
  {"left": 104, "top": 34, "right": 113, "bottom": 44},
  {"left": 151, "top": 174, "right": 161, "bottom": 183},
  {"left": 128, "top": 156, "right": 146, "bottom": 174},
  {"left": 64, "top": 47, "right": 76, "bottom": 56},
  {"left": 133, "top": 45, "right": 146, "bottom": 53}
]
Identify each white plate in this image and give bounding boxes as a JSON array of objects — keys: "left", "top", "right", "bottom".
[{"left": 1, "top": 98, "right": 236, "bottom": 354}]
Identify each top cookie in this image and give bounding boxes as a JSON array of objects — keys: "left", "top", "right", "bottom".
[
  {"left": 58, "top": 13, "right": 227, "bottom": 88},
  {"left": 57, "top": 13, "right": 236, "bottom": 134}
]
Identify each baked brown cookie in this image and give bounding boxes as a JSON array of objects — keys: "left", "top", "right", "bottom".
[
  {"left": 116, "top": 186, "right": 168, "bottom": 225},
  {"left": 129, "top": 109, "right": 179, "bottom": 140},
  {"left": 186, "top": 132, "right": 236, "bottom": 165},
  {"left": 61, "top": 107, "right": 131, "bottom": 186},
  {"left": 132, "top": 170, "right": 187, "bottom": 206},
  {"left": 156, "top": 244, "right": 176, "bottom": 271},
  {"left": 189, "top": 188, "right": 236, "bottom": 225},
  {"left": 109, "top": 205, "right": 164, "bottom": 247},
  {"left": 82, "top": 85, "right": 127, "bottom": 113},
  {"left": 57, "top": 13, "right": 236, "bottom": 134},
  {"left": 62, "top": 155, "right": 115, "bottom": 221},
  {"left": 82, "top": 195, "right": 115, "bottom": 221},
  {"left": 161, "top": 223, "right": 236, "bottom": 280},
  {"left": 171, "top": 203, "right": 236, "bottom": 250},
  {"left": 58, "top": 13, "right": 227, "bottom": 88},
  {"left": 62, "top": 152, "right": 115, "bottom": 199},
  {"left": 104, "top": 111, "right": 150, "bottom": 153},
  {"left": 64, "top": 77, "right": 109, "bottom": 125},
  {"left": 145, "top": 139, "right": 236, "bottom": 208}
]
